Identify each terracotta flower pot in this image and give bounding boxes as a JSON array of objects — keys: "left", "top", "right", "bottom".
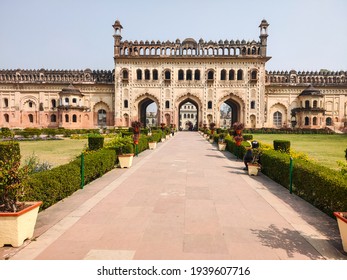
[
  {"left": 334, "top": 212, "right": 347, "bottom": 252},
  {"left": 0, "top": 201, "right": 42, "bottom": 247}
]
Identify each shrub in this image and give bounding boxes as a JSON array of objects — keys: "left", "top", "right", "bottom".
[
  {"left": 22, "top": 148, "right": 116, "bottom": 210},
  {"left": 0, "top": 127, "right": 14, "bottom": 138},
  {"left": 243, "top": 134, "right": 253, "bottom": 141},
  {"left": 88, "top": 134, "right": 104, "bottom": 150},
  {"left": 260, "top": 149, "right": 347, "bottom": 216},
  {"left": 273, "top": 140, "right": 290, "bottom": 153},
  {"left": 23, "top": 153, "right": 52, "bottom": 174},
  {"left": 0, "top": 141, "right": 27, "bottom": 212}
]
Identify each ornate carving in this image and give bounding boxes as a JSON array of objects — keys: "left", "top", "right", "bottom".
[{"left": 0, "top": 69, "right": 114, "bottom": 84}]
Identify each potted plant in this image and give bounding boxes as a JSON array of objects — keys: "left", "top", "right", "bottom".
[
  {"left": 0, "top": 141, "right": 42, "bottom": 247},
  {"left": 131, "top": 120, "right": 142, "bottom": 134},
  {"left": 248, "top": 148, "right": 262, "bottom": 176},
  {"left": 218, "top": 134, "right": 227, "bottom": 151},
  {"left": 114, "top": 137, "right": 134, "bottom": 168},
  {"left": 233, "top": 122, "right": 244, "bottom": 135},
  {"left": 148, "top": 135, "right": 157, "bottom": 150},
  {"left": 334, "top": 212, "right": 347, "bottom": 252},
  {"left": 234, "top": 135, "right": 244, "bottom": 146},
  {"left": 209, "top": 122, "right": 216, "bottom": 135}
]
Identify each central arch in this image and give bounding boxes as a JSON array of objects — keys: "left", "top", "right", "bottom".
[{"left": 178, "top": 98, "right": 200, "bottom": 131}]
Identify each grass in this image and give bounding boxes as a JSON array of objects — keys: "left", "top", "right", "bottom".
[
  {"left": 251, "top": 134, "right": 347, "bottom": 169},
  {"left": 19, "top": 139, "right": 87, "bottom": 167}
]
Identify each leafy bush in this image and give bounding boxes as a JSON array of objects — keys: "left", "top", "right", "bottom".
[
  {"left": 260, "top": 149, "right": 347, "bottom": 216},
  {"left": 0, "top": 127, "right": 14, "bottom": 138},
  {"left": 243, "top": 134, "right": 253, "bottom": 141},
  {"left": 88, "top": 134, "right": 104, "bottom": 150},
  {"left": 273, "top": 140, "right": 290, "bottom": 153},
  {"left": 22, "top": 148, "right": 116, "bottom": 210},
  {"left": 0, "top": 141, "right": 27, "bottom": 212},
  {"left": 23, "top": 154, "right": 52, "bottom": 174}
]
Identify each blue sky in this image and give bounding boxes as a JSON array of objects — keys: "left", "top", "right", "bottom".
[{"left": 0, "top": 0, "right": 346, "bottom": 71}]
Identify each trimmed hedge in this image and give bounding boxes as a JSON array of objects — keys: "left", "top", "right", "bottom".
[
  {"left": 223, "top": 135, "right": 347, "bottom": 217},
  {"left": 21, "top": 148, "right": 116, "bottom": 210},
  {"left": 259, "top": 149, "right": 347, "bottom": 217},
  {"left": 273, "top": 140, "right": 290, "bottom": 153},
  {"left": 88, "top": 134, "right": 104, "bottom": 150}
]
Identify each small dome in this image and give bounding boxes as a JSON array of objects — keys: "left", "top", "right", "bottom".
[
  {"left": 182, "top": 38, "right": 197, "bottom": 45},
  {"left": 59, "top": 84, "right": 84, "bottom": 96},
  {"left": 299, "top": 85, "right": 323, "bottom": 97}
]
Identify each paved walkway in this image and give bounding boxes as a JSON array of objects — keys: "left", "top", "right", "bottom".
[{"left": 2, "top": 132, "right": 346, "bottom": 260}]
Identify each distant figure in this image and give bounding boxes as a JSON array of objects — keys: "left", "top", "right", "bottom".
[{"left": 243, "top": 146, "right": 253, "bottom": 170}]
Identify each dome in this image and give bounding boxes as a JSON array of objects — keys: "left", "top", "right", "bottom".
[
  {"left": 182, "top": 38, "right": 197, "bottom": 45},
  {"left": 299, "top": 85, "right": 323, "bottom": 97}
]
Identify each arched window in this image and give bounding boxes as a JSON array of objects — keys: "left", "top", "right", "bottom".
[
  {"left": 152, "top": 69, "right": 158, "bottom": 80},
  {"left": 164, "top": 70, "right": 171, "bottom": 80},
  {"left": 72, "top": 98, "right": 77, "bottom": 103},
  {"left": 251, "top": 101, "right": 255, "bottom": 109},
  {"left": 28, "top": 101, "right": 33, "bottom": 108},
  {"left": 207, "top": 70, "right": 214, "bottom": 80},
  {"left": 72, "top": 114, "right": 77, "bottom": 122},
  {"left": 65, "top": 97, "right": 69, "bottom": 104},
  {"left": 313, "top": 100, "right": 318, "bottom": 108},
  {"left": 220, "top": 69, "right": 226, "bottom": 80},
  {"left": 4, "top": 98, "right": 8, "bottom": 107},
  {"left": 207, "top": 101, "right": 212, "bottom": 109},
  {"left": 122, "top": 69, "right": 129, "bottom": 80},
  {"left": 28, "top": 114, "right": 34, "bottom": 123},
  {"left": 136, "top": 69, "right": 142, "bottom": 80},
  {"left": 98, "top": 109, "right": 107, "bottom": 125},
  {"left": 178, "top": 69, "right": 184, "bottom": 80},
  {"left": 51, "top": 99, "right": 56, "bottom": 108},
  {"left": 313, "top": 117, "right": 317, "bottom": 125},
  {"left": 124, "top": 99, "right": 128, "bottom": 108},
  {"left": 273, "top": 111, "right": 282, "bottom": 127},
  {"left": 184, "top": 114, "right": 186, "bottom": 118},
  {"left": 305, "top": 100, "right": 310, "bottom": 108},
  {"left": 186, "top": 70, "right": 192, "bottom": 80},
  {"left": 305, "top": 116, "right": 310, "bottom": 125},
  {"left": 237, "top": 69, "right": 243, "bottom": 80},
  {"left": 195, "top": 69, "right": 200, "bottom": 80},
  {"left": 165, "top": 100, "right": 170, "bottom": 109},
  {"left": 50, "top": 114, "right": 57, "bottom": 122},
  {"left": 65, "top": 114, "right": 69, "bottom": 122},
  {"left": 145, "top": 69, "right": 150, "bottom": 80},
  {"left": 326, "top": 117, "right": 332, "bottom": 126},
  {"left": 229, "top": 70, "right": 235, "bottom": 80},
  {"left": 251, "top": 70, "right": 257, "bottom": 80},
  {"left": 4, "top": 113, "right": 9, "bottom": 122}
]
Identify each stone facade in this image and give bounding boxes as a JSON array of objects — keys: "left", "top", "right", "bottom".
[{"left": 0, "top": 19, "right": 346, "bottom": 131}]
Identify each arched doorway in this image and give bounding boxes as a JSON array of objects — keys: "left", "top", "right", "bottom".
[
  {"left": 138, "top": 97, "right": 158, "bottom": 127},
  {"left": 178, "top": 98, "right": 199, "bottom": 131},
  {"left": 219, "top": 97, "right": 242, "bottom": 127}
]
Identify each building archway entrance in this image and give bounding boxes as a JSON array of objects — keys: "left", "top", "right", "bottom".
[
  {"left": 222, "top": 98, "right": 242, "bottom": 126},
  {"left": 178, "top": 98, "right": 199, "bottom": 131},
  {"left": 138, "top": 97, "right": 158, "bottom": 127}
]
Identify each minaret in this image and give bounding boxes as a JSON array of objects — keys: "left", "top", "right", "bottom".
[
  {"left": 259, "top": 19, "right": 269, "bottom": 57},
  {"left": 113, "top": 20, "right": 123, "bottom": 57}
]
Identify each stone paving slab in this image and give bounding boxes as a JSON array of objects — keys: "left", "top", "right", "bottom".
[{"left": 2, "top": 132, "right": 346, "bottom": 260}]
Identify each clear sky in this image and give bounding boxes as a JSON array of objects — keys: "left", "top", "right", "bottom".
[{"left": 0, "top": 0, "right": 346, "bottom": 72}]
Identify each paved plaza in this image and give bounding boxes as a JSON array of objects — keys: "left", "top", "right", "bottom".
[{"left": 1, "top": 132, "right": 346, "bottom": 260}]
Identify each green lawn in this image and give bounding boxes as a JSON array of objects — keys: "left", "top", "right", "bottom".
[
  {"left": 251, "top": 134, "right": 347, "bottom": 169},
  {"left": 19, "top": 139, "right": 87, "bottom": 167}
]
